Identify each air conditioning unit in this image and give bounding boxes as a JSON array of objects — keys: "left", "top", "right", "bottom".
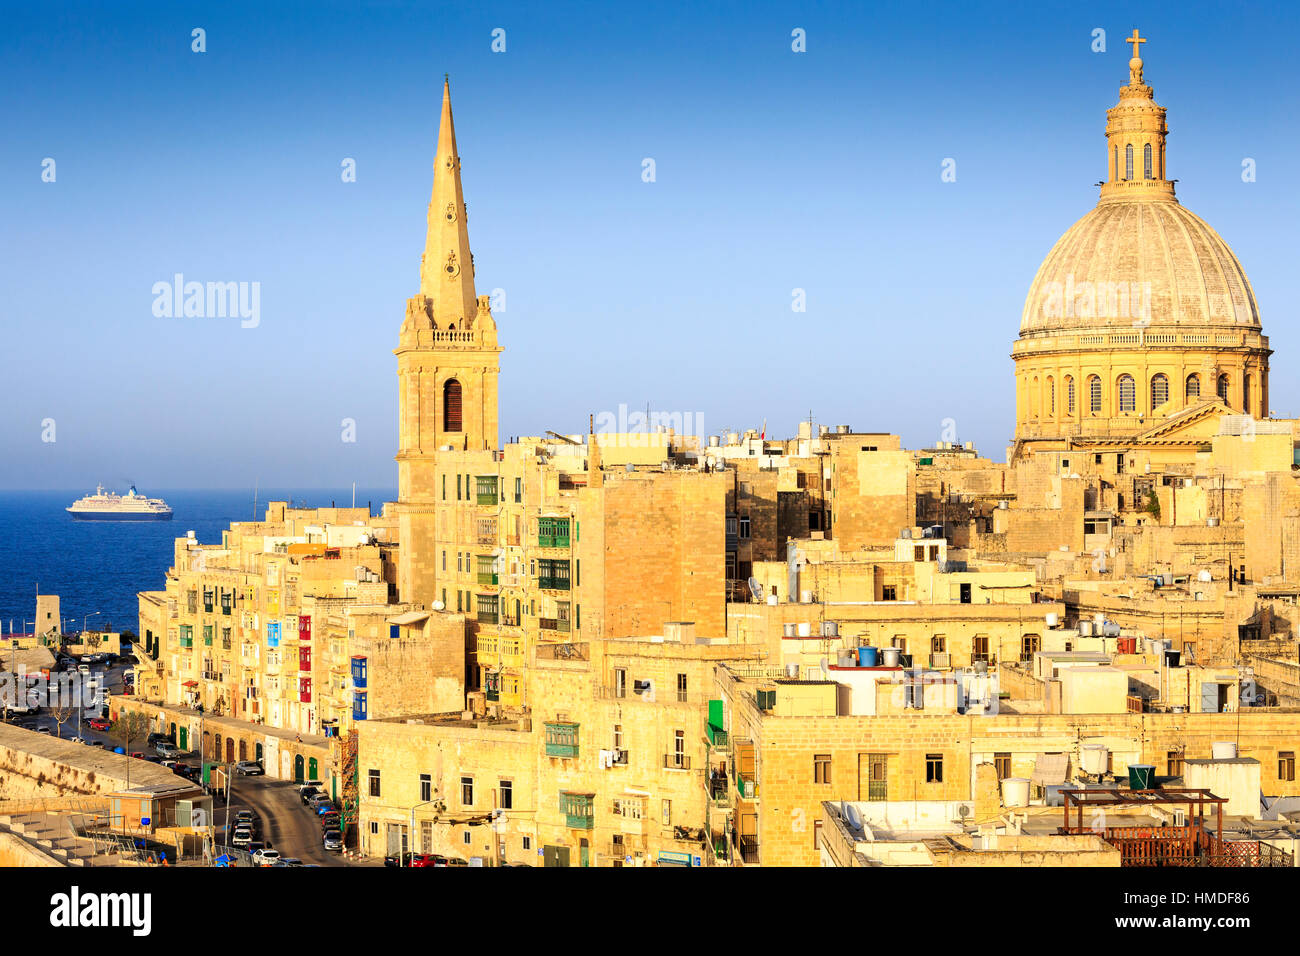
[{"left": 1172, "top": 808, "right": 1186, "bottom": 827}]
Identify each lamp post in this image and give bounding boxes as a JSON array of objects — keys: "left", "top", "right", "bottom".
[{"left": 408, "top": 798, "right": 439, "bottom": 867}]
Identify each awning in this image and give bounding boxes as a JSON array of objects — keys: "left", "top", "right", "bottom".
[
  {"left": 182, "top": 680, "right": 199, "bottom": 687},
  {"left": 387, "top": 611, "right": 430, "bottom": 626},
  {"left": 1031, "top": 753, "right": 1070, "bottom": 786}
]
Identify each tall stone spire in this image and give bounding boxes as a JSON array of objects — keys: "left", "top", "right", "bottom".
[
  {"left": 1100, "top": 29, "right": 1176, "bottom": 202},
  {"left": 420, "top": 77, "right": 479, "bottom": 326}
]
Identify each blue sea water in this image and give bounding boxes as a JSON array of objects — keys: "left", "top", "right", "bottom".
[{"left": 0, "top": 488, "right": 396, "bottom": 637}]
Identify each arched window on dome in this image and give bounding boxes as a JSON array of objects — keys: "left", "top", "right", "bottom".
[
  {"left": 1113, "top": 146, "right": 1119, "bottom": 182},
  {"left": 1047, "top": 376, "right": 1055, "bottom": 416},
  {"left": 1243, "top": 374, "right": 1252, "bottom": 416},
  {"left": 1150, "top": 374, "right": 1169, "bottom": 409},
  {"left": 1217, "top": 373, "right": 1230, "bottom": 406},
  {"left": 1125, "top": 144, "right": 1134, "bottom": 181},
  {"left": 1031, "top": 376, "right": 1040, "bottom": 418},
  {"left": 1143, "top": 144, "right": 1153, "bottom": 180},
  {"left": 1185, "top": 373, "right": 1200, "bottom": 401},
  {"left": 443, "top": 378, "right": 463, "bottom": 432},
  {"left": 1118, "top": 374, "right": 1136, "bottom": 413},
  {"left": 1065, "top": 376, "right": 1076, "bottom": 415},
  {"left": 1088, "top": 375, "right": 1102, "bottom": 414}
]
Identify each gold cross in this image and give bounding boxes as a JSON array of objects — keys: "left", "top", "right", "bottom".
[{"left": 1126, "top": 28, "right": 1146, "bottom": 59}]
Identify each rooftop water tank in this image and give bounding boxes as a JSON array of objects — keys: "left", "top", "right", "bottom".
[
  {"left": 1212, "top": 741, "right": 1238, "bottom": 760},
  {"left": 821, "top": 621, "right": 839, "bottom": 637},
  {"left": 785, "top": 663, "right": 800, "bottom": 679},
  {"left": 782, "top": 623, "right": 796, "bottom": 638},
  {"left": 1128, "top": 764, "right": 1156, "bottom": 791},
  {"left": 800, "top": 590, "right": 814, "bottom": 604},
  {"left": 797, "top": 622, "right": 811, "bottom": 637},
  {"left": 881, "top": 647, "right": 901, "bottom": 668},
  {"left": 1045, "top": 612, "right": 1059, "bottom": 628},
  {"left": 857, "top": 647, "right": 879, "bottom": 667},
  {"left": 1079, "top": 621, "right": 1094, "bottom": 637},
  {"left": 1001, "top": 778, "right": 1031, "bottom": 808},
  {"left": 1081, "top": 744, "right": 1109, "bottom": 775}
]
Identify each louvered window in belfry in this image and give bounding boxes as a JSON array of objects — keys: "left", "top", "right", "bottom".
[
  {"left": 1125, "top": 144, "right": 1134, "bottom": 181},
  {"left": 444, "top": 379, "right": 462, "bottom": 432},
  {"left": 1143, "top": 144, "right": 1153, "bottom": 180},
  {"left": 1217, "top": 374, "right": 1230, "bottom": 405},
  {"left": 1150, "top": 373, "right": 1169, "bottom": 408},
  {"left": 1186, "top": 374, "right": 1200, "bottom": 401}
]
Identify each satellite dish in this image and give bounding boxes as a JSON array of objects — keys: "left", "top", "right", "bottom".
[{"left": 747, "top": 577, "right": 763, "bottom": 602}]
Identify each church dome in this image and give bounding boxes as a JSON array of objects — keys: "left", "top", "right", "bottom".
[{"left": 1019, "top": 199, "right": 1260, "bottom": 336}]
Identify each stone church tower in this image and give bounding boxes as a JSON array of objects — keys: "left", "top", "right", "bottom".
[
  {"left": 395, "top": 79, "right": 502, "bottom": 604},
  {"left": 396, "top": 79, "right": 502, "bottom": 498}
]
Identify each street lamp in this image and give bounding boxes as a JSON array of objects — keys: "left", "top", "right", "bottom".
[
  {"left": 408, "top": 797, "right": 440, "bottom": 867},
  {"left": 83, "top": 612, "right": 102, "bottom": 638}
]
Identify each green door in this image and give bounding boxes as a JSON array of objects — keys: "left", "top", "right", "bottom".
[
  {"left": 309, "top": 757, "right": 318, "bottom": 779},
  {"left": 179, "top": 726, "right": 188, "bottom": 751},
  {"left": 580, "top": 838, "right": 590, "bottom": 867},
  {"left": 294, "top": 754, "right": 305, "bottom": 783},
  {"left": 255, "top": 743, "right": 263, "bottom": 762}
]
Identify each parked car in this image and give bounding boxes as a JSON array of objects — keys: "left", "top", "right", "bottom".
[
  {"left": 231, "top": 828, "right": 252, "bottom": 848},
  {"left": 252, "top": 848, "right": 281, "bottom": 866},
  {"left": 155, "top": 742, "right": 180, "bottom": 758},
  {"left": 296, "top": 780, "right": 324, "bottom": 796},
  {"left": 87, "top": 717, "right": 111, "bottom": 731},
  {"left": 384, "top": 851, "right": 415, "bottom": 867},
  {"left": 234, "top": 761, "right": 264, "bottom": 776},
  {"left": 247, "top": 840, "right": 266, "bottom": 855},
  {"left": 146, "top": 733, "right": 169, "bottom": 746},
  {"left": 319, "top": 812, "right": 341, "bottom": 830},
  {"left": 87, "top": 741, "right": 105, "bottom": 748},
  {"left": 312, "top": 802, "right": 337, "bottom": 817},
  {"left": 277, "top": 857, "right": 303, "bottom": 867},
  {"left": 323, "top": 830, "right": 343, "bottom": 852},
  {"left": 298, "top": 787, "right": 322, "bottom": 805},
  {"left": 36, "top": 727, "right": 52, "bottom": 735},
  {"left": 129, "top": 751, "right": 146, "bottom": 760}
]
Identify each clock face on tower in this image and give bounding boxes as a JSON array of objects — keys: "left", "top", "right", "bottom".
[
  {"left": 445, "top": 251, "right": 460, "bottom": 278},
  {"left": 444, "top": 202, "right": 457, "bottom": 223}
]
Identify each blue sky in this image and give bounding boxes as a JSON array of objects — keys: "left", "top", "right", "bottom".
[{"left": 3, "top": 0, "right": 1297, "bottom": 489}]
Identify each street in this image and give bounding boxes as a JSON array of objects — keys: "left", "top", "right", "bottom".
[{"left": 220, "top": 775, "right": 354, "bottom": 866}]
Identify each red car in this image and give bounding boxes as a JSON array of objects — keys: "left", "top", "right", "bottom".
[
  {"left": 409, "top": 854, "right": 438, "bottom": 868},
  {"left": 87, "top": 718, "right": 111, "bottom": 731}
]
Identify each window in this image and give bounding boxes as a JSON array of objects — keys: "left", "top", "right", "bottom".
[
  {"left": 891, "top": 636, "right": 907, "bottom": 652},
  {"left": 673, "top": 730, "right": 686, "bottom": 767},
  {"left": 1280, "top": 752, "right": 1296, "bottom": 782},
  {"left": 1065, "top": 376, "right": 1076, "bottom": 414},
  {"left": 972, "top": 635, "right": 990, "bottom": 664},
  {"left": 994, "top": 753, "right": 1011, "bottom": 780},
  {"left": 463, "top": 831, "right": 472, "bottom": 845},
  {"left": 1118, "top": 374, "right": 1136, "bottom": 412},
  {"left": 738, "top": 516, "right": 751, "bottom": 539},
  {"left": 1150, "top": 373, "right": 1169, "bottom": 408},
  {"left": 931, "top": 635, "right": 946, "bottom": 654},
  {"left": 1088, "top": 375, "right": 1102, "bottom": 413},
  {"left": 1143, "top": 143, "right": 1153, "bottom": 179},
  {"left": 460, "top": 776, "right": 474, "bottom": 806},
  {"left": 613, "top": 723, "right": 623, "bottom": 751},
  {"left": 514, "top": 477, "right": 522, "bottom": 503},
  {"left": 442, "top": 474, "right": 446, "bottom": 500},
  {"left": 368, "top": 769, "right": 381, "bottom": 797},
  {"left": 522, "top": 836, "right": 531, "bottom": 851},
  {"left": 1217, "top": 373, "right": 1230, "bottom": 404},
  {"left": 1021, "top": 634, "right": 1040, "bottom": 660},
  {"left": 1186, "top": 373, "right": 1200, "bottom": 401},
  {"left": 441, "top": 550, "right": 447, "bottom": 571},
  {"left": 677, "top": 673, "right": 688, "bottom": 703},
  {"left": 456, "top": 474, "right": 462, "bottom": 500},
  {"left": 500, "top": 780, "right": 513, "bottom": 809},
  {"left": 1113, "top": 145, "right": 1118, "bottom": 180},
  {"left": 1243, "top": 374, "right": 1252, "bottom": 415},
  {"left": 881, "top": 585, "right": 897, "bottom": 601},
  {"left": 614, "top": 668, "right": 627, "bottom": 698},
  {"left": 1125, "top": 143, "right": 1134, "bottom": 180},
  {"left": 419, "top": 773, "right": 432, "bottom": 802},
  {"left": 814, "top": 754, "right": 832, "bottom": 784},
  {"left": 1047, "top": 376, "right": 1055, "bottom": 415},
  {"left": 926, "top": 753, "right": 944, "bottom": 784},
  {"left": 661, "top": 799, "right": 672, "bottom": 826},
  {"left": 443, "top": 378, "right": 462, "bottom": 432},
  {"left": 1167, "top": 750, "right": 1184, "bottom": 777}
]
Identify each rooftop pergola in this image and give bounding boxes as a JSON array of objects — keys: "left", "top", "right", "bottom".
[{"left": 1059, "top": 788, "right": 1227, "bottom": 864}]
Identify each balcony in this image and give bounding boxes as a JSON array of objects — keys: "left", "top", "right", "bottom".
[
  {"left": 544, "top": 721, "right": 580, "bottom": 759},
  {"left": 538, "top": 518, "right": 571, "bottom": 549},
  {"left": 476, "top": 478, "right": 499, "bottom": 506},
  {"left": 560, "top": 791, "right": 595, "bottom": 830},
  {"left": 664, "top": 754, "right": 691, "bottom": 771},
  {"left": 477, "top": 609, "right": 500, "bottom": 625},
  {"left": 705, "top": 724, "right": 729, "bottom": 749},
  {"left": 539, "top": 617, "right": 571, "bottom": 634},
  {"left": 706, "top": 773, "right": 730, "bottom": 807},
  {"left": 477, "top": 572, "right": 498, "bottom": 586},
  {"left": 538, "top": 576, "right": 570, "bottom": 591},
  {"left": 737, "top": 835, "right": 760, "bottom": 865}
]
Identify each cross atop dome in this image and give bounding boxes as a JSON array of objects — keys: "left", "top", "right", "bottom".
[{"left": 1126, "top": 28, "right": 1147, "bottom": 84}]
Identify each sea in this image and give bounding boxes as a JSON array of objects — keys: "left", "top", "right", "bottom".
[{"left": 0, "top": 488, "right": 397, "bottom": 638}]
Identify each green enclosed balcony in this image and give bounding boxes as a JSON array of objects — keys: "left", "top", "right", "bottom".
[
  {"left": 476, "top": 556, "right": 498, "bottom": 586},
  {"left": 705, "top": 724, "right": 729, "bottom": 749},
  {"left": 560, "top": 791, "right": 594, "bottom": 830},
  {"left": 544, "top": 721, "right": 580, "bottom": 759},
  {"left": 476, "top": 476, "right": 498, "bottom": 506},
  {"left": 538, "top": 517, "right": 571, "bottom": 549}
]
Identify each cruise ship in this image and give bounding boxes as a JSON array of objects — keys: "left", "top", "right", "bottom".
[{"left": 67, "top": 485, "right": 173, "bottom": 521}]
